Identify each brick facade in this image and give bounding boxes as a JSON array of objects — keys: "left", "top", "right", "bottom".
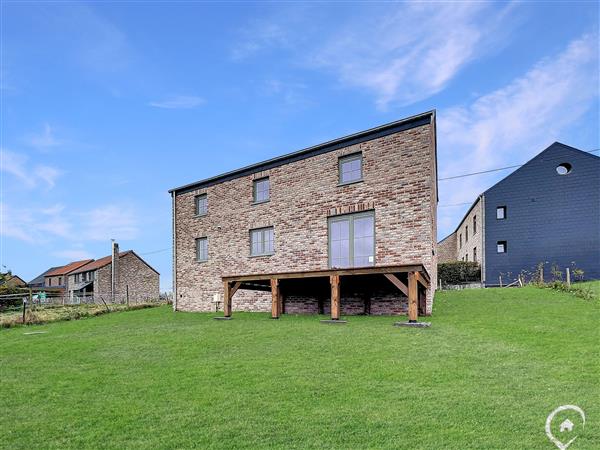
[
  {"left": 437, "top": 233, "right": 457, "bottom": 263},
  {"left": 172, "top": 113, "right": 438, "bottom": 315}
]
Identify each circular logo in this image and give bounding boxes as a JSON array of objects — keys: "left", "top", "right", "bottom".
[{"left": 545, "top": 405, "right": 585, "bottom": 450}]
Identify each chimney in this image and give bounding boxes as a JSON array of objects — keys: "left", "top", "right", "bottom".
[{"left": 111, "top": 240, "right": 120, "bottom": 302}]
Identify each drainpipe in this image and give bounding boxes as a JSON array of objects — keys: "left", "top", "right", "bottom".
[{"left": 172, "top": 192, "right": 178, "bottom": 311}]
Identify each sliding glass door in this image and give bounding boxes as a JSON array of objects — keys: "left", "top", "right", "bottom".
[{"left": 328, "top": 211, "right": 375, "bottom": 268}]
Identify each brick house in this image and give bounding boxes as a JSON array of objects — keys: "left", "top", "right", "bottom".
[
  {"left": 437, "top": 142, "right": 599, "bottom": 285},
  {"left": 41, "top": 260, "right": 93, "bottom": 292},
  {"left": 67, "top": 242, "right": 160, "bottom": 302},
  {"left": 170, "top": 111, "right": 438, "bottom": 321}
]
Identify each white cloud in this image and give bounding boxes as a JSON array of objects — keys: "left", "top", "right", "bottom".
[
  {"left": 26, "top": 123, "right": 62, "bottom": 150},
  {"left": 148, "top": 95, "right": 205, "bottom": 109},
  {"left": 437, "top": 33, "right": 599, "bottom": 237},
  {"left": 0, "top": 203, "right": 139, "bottom": 245},
  {"left": 0, "top": 149, "right": 62, "bottom": 189},
  {"left": 232, "top": 3, "right": 517, "bottom": 108}
]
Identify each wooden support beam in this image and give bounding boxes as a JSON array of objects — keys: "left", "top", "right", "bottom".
[
  {"left": 330, "top": 275, "right": 340, "bottom": 320},
  {"left": 270, "top": 278, "right": 280, "bottom": 319},
  {"left": 384, "top": 273, "right": 408, "bottom": 296},
  {"left": 230, "top": 281, "right": 242, "bottom": 298},
  {"left": 414, "top": 272, "right": 429, "bottom": 289},
  {"left": 408, "top": 271, "right": 418, "bottom": 323},
  {"left": 223, "top": 281, "right": 232, "bottom": 317}
]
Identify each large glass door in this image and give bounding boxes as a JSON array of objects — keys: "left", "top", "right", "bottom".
[{"left": 328, "top": 211, "right": 375, "bottom": 268}]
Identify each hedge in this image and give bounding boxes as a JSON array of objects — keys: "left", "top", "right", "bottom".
[{"left": 438, "top": 261, "right": 481, "bottom": 284}]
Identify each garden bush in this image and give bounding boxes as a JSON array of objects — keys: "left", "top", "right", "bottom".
[{"left": 438, "top": 261, "right": 481, "bottom": 284}]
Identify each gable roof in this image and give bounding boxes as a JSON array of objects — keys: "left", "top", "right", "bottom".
[
  {"left": 45, "top": 260, "right": 94, "bottom": 277},
  {"left": 70, "top": 250, "right": 160, "bottom": 276},
  {"left": 169, "top": 110, "right": 436, "bottom": 195},
  {"left": 29, "top": 266, "right": 62, "bottom": 285},
  {"left": 1, "top": 274, "right": 26, "bottom": 286}
]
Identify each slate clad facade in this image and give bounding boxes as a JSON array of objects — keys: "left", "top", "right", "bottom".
[
  {"left": 171, "top": 112, "right": 438, "bottom": 315},
  {"left": 483, "top": 143, "right": 599, "bottom": 284}
]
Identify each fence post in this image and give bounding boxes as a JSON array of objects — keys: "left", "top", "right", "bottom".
[
  {"left": 22, "top": 298, "right": 27, "bottom": 324},
  {"left": 499, "top": 275, "right": 503, "bottom": 287},
  {"left": 126, "top": 285, "right": 129, "bottom": 306},
  {"left": 566, "top": 268, "right": 571, "bottom": 287},
  {"left": 540, "top": 267, "right": 544, "bottom": 284}
]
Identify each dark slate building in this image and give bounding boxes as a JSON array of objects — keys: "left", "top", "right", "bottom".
[{"left": 483, "top": 142, "right": 599, "bottom": 284}]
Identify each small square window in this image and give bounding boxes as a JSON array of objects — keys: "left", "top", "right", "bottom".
[
  {"left": 253, "top": 178, "right": 270, "bottom": 203},
  {"left": 496, "top": 206, "right": 506, "bottom": 220},
  {"left": 195, "top": 194, "right": 207, "bottom": 216},
  {"left": 497, "top": 241, "right": 507, "bottom": 253},
  {"left": 250, "top": 227, "right": 274, "bottom": 256},
  {"left": 339, "top": 153, "right": 363, "bottom": 185},
  {"left": 196, "top": 237, "right": 208, "bottom": 262}
]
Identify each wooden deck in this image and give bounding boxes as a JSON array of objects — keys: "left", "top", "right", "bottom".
[{"left": 221, "top": 264, "right": 430, "bottom": 322}]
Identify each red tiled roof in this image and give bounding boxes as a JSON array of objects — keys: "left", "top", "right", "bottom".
[
  {"left": 44, "top": 260, "right": 94, "bottom": 277},
  {"left": 69, "top": 251, "right": 133, "bottom": 275}
]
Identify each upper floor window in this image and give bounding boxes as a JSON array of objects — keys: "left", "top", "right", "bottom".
[
  {"left": 459, "top": 233, "right": 462, "bottom": 248},
  {"left": 250, "top": 227, "right": 274, "bottom": 256},
  {"left": 196, "top": 237, "right": 208, "bottom": 262},
  {"left": 328, "top": 211, "right": 375, "bottom": 268},
  {"left": 253, "top": 178, "right": 270, "bottom": 203},
  {"left": 473, "top": 215, "right": 477, "bottom": 234},
  {"left": 473, "top": 247, "right": 477, "bottom": 261},
  {"left": 496, "top": 206, "right": 506, "bottom": 220},
  {"left": 497, "top": 241, "right": 507, "bottom": 253},
  {"left": 195, "top": 194, "right": 207, "bottom": 216},
  {"left": 465, "top": 225, "right": 469, "bottom": 242},
  {"left": 58, "top": 277, "right": 62, "bottom": 285},
  {"left": 338, "top": 153, "right": 363, "bottom": 185}
]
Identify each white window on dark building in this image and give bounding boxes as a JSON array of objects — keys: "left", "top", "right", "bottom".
[
  {"left": 496, "top": 206, "right": 506, "bottom": 220},
  {"left": 497, "top": 241, "right": 507, "bottom": 253}
]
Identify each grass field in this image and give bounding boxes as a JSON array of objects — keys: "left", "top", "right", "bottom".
[{"left": 1, "top": 286, "right": 598, "bottom": 449}]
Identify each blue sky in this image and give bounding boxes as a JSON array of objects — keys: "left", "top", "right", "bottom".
[{"left": 1, "top": 2, "right": 598, "bottom": 291}]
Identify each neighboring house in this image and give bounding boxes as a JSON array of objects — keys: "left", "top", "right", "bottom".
[
  {"left": 43, "top": 260, "right": 93, "bottom": 292},
  {"left": 67, "top": 242, "right": 160, "bottom": 302},
  {"left": 438, "top": 196, "right": 483, "bottom": 266},
  {"left": 0, "top": 273, "right": 27, "bottom": 288},
  {"left": 438, "top": 142, "right": 600, "bottom": 285},
  {"left": 28, "top": 267, "right": 61, "bottom": 288},
  {"left": 170, "top": 111, "right": 438, "bottom": 321}
]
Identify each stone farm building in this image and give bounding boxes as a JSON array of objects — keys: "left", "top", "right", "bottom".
[
  {"left": 67, "top": 242, "right": 160, "bottom": 302},
  {"left": 170, "top": 111, "right": 438, "bottom": 321},
  {"left": 438, "top": 142, "right": 600, "bottom": 285}
]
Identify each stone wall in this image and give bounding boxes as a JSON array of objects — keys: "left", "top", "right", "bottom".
[
  {"left": 117, "top": 252, "right": 160, "bottom": 301},
  {"left": 174, "top": 115, "right": 437, "bottom": 315},
  {"left": 456, "top": 197, "right": 483, "bottom": 265},
  {"left": 437, "top": 233, "right": 457, "bottom": 263}
]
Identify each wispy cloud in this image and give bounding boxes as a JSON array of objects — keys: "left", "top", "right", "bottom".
[
  {"left": 0, "top": 149, "right": 62, "bottom": 189},
  {"left": 437, "top": 32, "right": 599, "bottom": 236},
  {"left": 148, "top": 95, "right": 205, "bottom": 109},
  {"left": 0, "top": 202, "right": 139, "bottom": 245},
  {"left": 25, "top": 123, "right": 62, "bottom": 150},
  {"left": 231, "top": 3, "right": 518, "bottom": 108}
]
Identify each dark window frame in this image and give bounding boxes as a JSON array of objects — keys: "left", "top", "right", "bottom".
[
  {"left": 496, "top": 206, "right": 507, "bottom": 220},
  {"left": 195, "top": 194, "right": 208, "bottom": 216},
  {"left": 338, "top": 152, "right": 363, "bottom": 186},
  {"left": 195, "top": 237, "right": 208, "bottom": 262},
  {"left": 250, "top": 226, "right": 274, "bottom": 257},
  {"left": 473, "top": 215, "right": 477, "bottom": 234},
  {"left": 328, "top": 210, "right": 376, "bottom": 269},
  {"left": 497, "top": 241, "right": 507, "bottom": 254},
  {"left": 253, "top": 177, "right": 270, "bottom": 204}
]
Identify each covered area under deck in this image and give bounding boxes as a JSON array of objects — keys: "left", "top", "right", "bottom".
[{"left": 221, "top": 264, "right": 430, "bottom": 322}]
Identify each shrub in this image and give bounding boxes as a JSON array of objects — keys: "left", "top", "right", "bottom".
[{"left": 438, "top": 261, "right": 481, "bottom": 285}]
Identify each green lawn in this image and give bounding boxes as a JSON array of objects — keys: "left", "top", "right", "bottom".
[{"left": 1, "top": 287, "right": 598, "bottom": 449}]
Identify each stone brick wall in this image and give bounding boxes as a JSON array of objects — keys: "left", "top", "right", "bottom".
[
  {"left": 174, "top": 116, "right": 437, "bottom": 315},
  {"left": 437, "top": 233, "right": 457, "bottom": 263},
  {"left": 456, "top": 197, "right": 483, "bottom": 265},
  {"left": 117, "top": 252, "right": 160, "bottom": 301}
]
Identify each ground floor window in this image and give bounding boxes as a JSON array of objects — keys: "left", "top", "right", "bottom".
[{"left": 328, "top": 211, "right": 375, "bottom": 268}]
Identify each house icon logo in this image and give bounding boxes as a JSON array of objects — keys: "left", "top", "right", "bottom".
[
  {"left": 559, "top": 419, "right": 574, "bottom": 433},
  {"left": 545, "top": 405, "right": 585, "bottom": 450}
]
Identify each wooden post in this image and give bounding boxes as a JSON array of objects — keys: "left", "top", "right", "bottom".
[
  {"left": 223, "top": 281, "right": 232, "bottom": 317},
  {"left": 540, "top": 267, "right": 544, "bottom": 283},
  {"left": 566, "top": 268, "right": 571, "bottom": 287},
  {"left": 126, "top": 285, "right": 130, "bottom": 306},
  {"left": 22, "top": 298, "right": 27, "bottom": 324},
  {"left": 499, "top": 275, "right": 503, "bottom": 287},
  {"left": 330, "top": 275, "right": 340, "bottom": 320},
  {"left": 271, "top": 278, "right": 280, "bottom": 319},
  {"left": 408, "top": 271, "right": 418, "bottom": 323}
]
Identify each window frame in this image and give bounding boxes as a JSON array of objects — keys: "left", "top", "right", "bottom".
[
  {"left": 195, "top": 194, "right": 208, "bottom": 217},
  {"left": 195, "top": 237, "right": 208, "bottom": 262},
  {"left": 338, "top": 153, "right": 364, "bottom": 186},
  {"left": 473, "top": 247, "right": 477, "bottom": 261},
  {"left": 497, "top": 241, "right": 507, "bottom": 254},
  {"left": 496, "top": 206, "right": 507, "bottom": 220},
  {"left": 473, "top": 215, "right": 477, "bottom": 234},
  {"left": 328, "top": 210, "right": 376, "bottom": 269},
  {"left": 252, "top": 177, "right": 270, "bottom": 204},
  {"left": 249, "top": 227, "right": 274, "bottom": 257},
  {"left": 465, "top": 225, "right": 469, "bottom": 242}
]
